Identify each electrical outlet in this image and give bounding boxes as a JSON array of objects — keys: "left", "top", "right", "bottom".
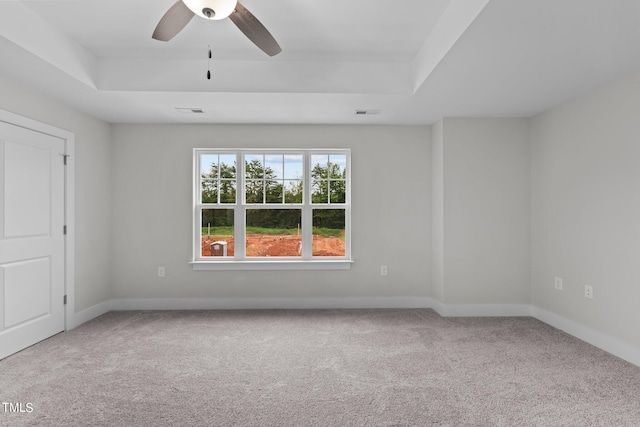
[
  {"left": 584, "top": 285, "right": 593, "bottom": 299},
  {"left": 380, "top": 265, "right": 388, "bottom": 276},
  {"left": 554, "top": 277, "right": 563, "bottom": 290},
  {"left": 158, "top": 267, "right": 165, "bottom": 277}
]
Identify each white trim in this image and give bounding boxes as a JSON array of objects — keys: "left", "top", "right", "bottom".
[
  {"left": 67, "top": 300, "right": 112, "bottom": 330},
  {"left": 190, "top": 259, "right": 353, "bottom": 271},
  {"left": 0, "top": 108, "right": 75, "bottom": 332},
  {"left": 432, "top": 301, "right": 532, "bottom": 317},
  {"left": 111, "top": 297, "right": 434, "bottom": 311},
  {"left": 64, "top": 132, "right": 75, "bottom": 332},
  {"left": 532, "top": 306, "right": 640, "bottom": 368}
]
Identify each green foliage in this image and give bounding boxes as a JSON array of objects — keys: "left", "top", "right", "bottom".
[
  {"left": 201, "top": 209, "right": 233, "bottom": 228},
  {"left": 246, "top": 226, "right": 300, "bottom": 236},
  {"left": 284, "top": 180, "right": 303, "bottom": 203},
  {"left": 311, "top": 162, "right": 346, "bottom": 203},
  {"left": 312, "top": 208, "right": 345, "bottom": 230},
  {"left": 245, "top": 159, "right": 302, "bottom": 204},
  {"left": 246, "top": 209, "right": 301, "bottom": 230},
  {"left": 312, "top": 227, "right": 344, "bottom": 238},
  {"left": 202, "top": 159, "right": 236, "bottom": 203},
  {"left": 201, "top": 226, "right": 234, "bottom": 236},
  {"left": 201, "top": 155, "right": 346, "bottom": 230}
]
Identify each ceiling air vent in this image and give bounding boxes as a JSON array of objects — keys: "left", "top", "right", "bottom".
[
  {"left": 354, "top": 109, "right": 381, "bottom": 116},
  {"left": 176, "top": 108, "right": 205, "bottom": 114}
]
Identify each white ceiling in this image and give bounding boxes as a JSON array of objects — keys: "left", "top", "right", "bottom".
[{"left": 1, "top": 0, "right": 640, "bottom": 125}]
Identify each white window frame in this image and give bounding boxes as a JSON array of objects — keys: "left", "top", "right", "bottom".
[{"left": 191, "top": 148, "right": 352, "bottom": 270}]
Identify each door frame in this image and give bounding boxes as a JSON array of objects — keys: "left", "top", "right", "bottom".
[{"left": 0, "top": 108, "right": 75, "bottom": 331}]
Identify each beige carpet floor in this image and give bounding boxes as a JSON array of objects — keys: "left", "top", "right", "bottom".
[{"left": 1, "top": 309, "right": 639, "bottom": 426}]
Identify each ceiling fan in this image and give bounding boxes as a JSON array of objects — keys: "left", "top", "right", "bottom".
[{"left": 152, "top": 0, "right": 282, "bottom": 56}]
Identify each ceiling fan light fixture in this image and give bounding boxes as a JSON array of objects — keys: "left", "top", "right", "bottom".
[
  {"left": 153, "top": 0, "right": 281, "bottom": 56},
  {"left": 182, "top": 0, "right": 237, "bottom": 20}
]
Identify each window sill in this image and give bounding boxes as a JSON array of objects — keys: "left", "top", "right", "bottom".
[{"left": 190, "top": 259, "right": 354, "bottom": 271}]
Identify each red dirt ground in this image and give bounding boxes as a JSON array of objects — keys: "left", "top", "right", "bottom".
[{"left": 202, "top": 234, "right": 345, "bottom": 257}]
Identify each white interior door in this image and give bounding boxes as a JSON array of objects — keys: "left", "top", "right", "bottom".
[{"left": 0, "top": 121, "right": 65, "bottom": 360}]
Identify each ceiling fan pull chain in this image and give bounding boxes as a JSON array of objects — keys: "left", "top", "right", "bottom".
[
  {"left": 207, "top": 45, "right": 212, "bottom": 80},
  {"left": 206, "top": 19, "right": 212, "bottom": 80}
]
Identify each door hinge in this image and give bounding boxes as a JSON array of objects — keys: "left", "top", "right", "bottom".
[
  {"left": 63, "top": 295, "right": 67, "bottom": 305},
  {"left": 62, "top": 154, "right": 70, "bottom": 165},
  {"left": 63, "top": 225, "right": 67, "bottom": 235}
]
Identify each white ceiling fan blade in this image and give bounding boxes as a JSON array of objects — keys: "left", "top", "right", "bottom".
[
  {"left": 152, "top": 0, "right": 195, "bottom": 42},
  {"left": 229, "top": 2, "right": 282, "bottom": 56}
]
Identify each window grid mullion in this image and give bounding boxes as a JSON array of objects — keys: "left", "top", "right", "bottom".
[
  {"left": 302, "top": 152, "right": 312, "bottom": 259},
  {"left": 281, "top": 156, "right": 285, "bottom": 204},
  {"left": 216, "top": 155, "right": 220, "bottom": 204},
  {"left": 195, "top": 153, "right": 204, "bottom": 259},
  {"left": 236, "top": 151, "right": 245, "bottom": 259}
]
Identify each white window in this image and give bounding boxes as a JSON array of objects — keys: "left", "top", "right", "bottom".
[{"left": 192, "top": 149, "right": 351, "bottom": 270}]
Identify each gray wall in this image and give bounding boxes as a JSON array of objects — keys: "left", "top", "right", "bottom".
[
  {"left": 433, "top": 118, "right": 531, "bottom": 305},
  {"left": 0, "top": 74, "right": 113, "bottom": 313},
  {"left": 110, "top": 124, "right": 432, "bottom": 301},
  {"left": 531, "top": 70, "right": 640, "bottom": 347}
]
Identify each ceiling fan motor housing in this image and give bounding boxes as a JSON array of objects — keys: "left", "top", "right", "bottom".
[{"left": 182, "top": 0, "right": 238, "bottom": 20}]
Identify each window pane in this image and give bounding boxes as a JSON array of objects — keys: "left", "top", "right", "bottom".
[
  {"left": 219, "top": 155, "right": 236, "bottom": 179},
  {"left": 201, "top": 209, "right": 234, "bottom": 257},
  {"left": 245, "top": 180, "right": 264, "bottom": 203},
  {"left": 311, "top": 155, "right": 329, "bottom": 179},
  {"left": 329, "top": 180, "right": 346, "bottom": 203},
  {"left": 284, "top": 155, "right": 303, "bottom": 179},
  {"left": 245, "top": 155, "right": 264, "bottom": 179},
  {"left": 284, "top": 180, "right": 303, "bottom": 203},
  {"left": 265, "top": 155, "right": 283, "bottom": 179},
  {"left": 311, "top": 180, "right": 328, "bottom": 204},
  {"left": 311, "top": 154, "right": 344, "bottom": 204},
  {"left": 201, "top": 153, "right": 219, "bottom": 203},
  {"left": 201, "top": 154, "right": 236, "bottom": 204},
  {"left": 312, "top": 209, "right": 346, "bottom": 257},
  {"left": 329, "top": 154, "right": 347, "bottom": 178},
  {"left": 246, "top": 209, "right": 302, "bottom": 257},
  {"left": 219, "top": 179, "right": 236, "bottom": 204},
  {"left": 265, "top": 179, "right": 283, "bottom": 203},
  {"left": 201, "top": 179, "right": 218, "bottom": 203},
  {"left": 201, "top": 154, "right": 218, "bottom": 176}
]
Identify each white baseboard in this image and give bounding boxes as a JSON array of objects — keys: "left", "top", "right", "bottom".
[
  {"left": 68, "top": 298, "right": 534, "bottom": 324},
  {"left": 110, "top": 296, "right": 435, "bottom": 311},
  {"left": 67, "top": 300, "right": 112, "bottom": 330},
  {"left": 432, "top": 301, "right": 532, "bottom": 317},
  {"left": 531, "top": 306, "right": 640, "bottom": 368}
]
